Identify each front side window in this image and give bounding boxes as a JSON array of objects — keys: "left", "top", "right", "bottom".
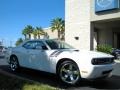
[
  {"left": 23, "top": 41, "right": 35, "bottom": 49},
  {"left": 23, "top": 41, "right": 48, "bottom": 50},
  {"left": 35, "top": 41, "right": 48, "bottom": 50}
]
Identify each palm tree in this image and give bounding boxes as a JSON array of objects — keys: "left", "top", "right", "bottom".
[
  {"left": 22, "top": 29, "right": 27, "bottom": 40},
  {"left": 33, "top": 29, "right": 38, "bottom": 39},
  {"left": 44, "top": 32, "right": 49, "bottom": 39},
  {"left": 36, "top": 27, "right": 45, "bottom": 39},
  {"left": 60, "top": 20, "right": 65, "bottom": 40},
  {"left": 15, "top": 38, "right": 23, "bottom": 46},
  {"left": 50, "top": 18, "right": 65, "bottom": 40},
  {"left": 24, "top": 25, "right": 34, "bottom": 39}
]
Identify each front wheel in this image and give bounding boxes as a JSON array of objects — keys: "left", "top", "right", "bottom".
[
  {"left": 10, "top": 56, "right": 19, "bottom": 72},
  {"left": 58, "top": 61, "right": 81, "bottom": 85}
]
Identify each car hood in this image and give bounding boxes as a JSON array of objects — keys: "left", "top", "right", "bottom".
[
  {"left": 78, "top": 50, "right": 113, "bottom": 58},
  {"left": 50, "top": 49, "right": 113, "bottom": 59}
]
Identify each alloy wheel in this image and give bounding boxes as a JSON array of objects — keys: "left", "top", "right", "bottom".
[
  {"left": 59, "top": 61, "right": 80, "bottom": 84},
  {"left": 10, "top": 56, "right": 18, "bottom": 71}
]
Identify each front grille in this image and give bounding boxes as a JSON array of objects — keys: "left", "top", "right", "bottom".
[
  {"left": 102, "top": 70, "right": 113, "bottom": 75},
  {"left": 92, "top": 58, "right": 114, "bottom": 65}
]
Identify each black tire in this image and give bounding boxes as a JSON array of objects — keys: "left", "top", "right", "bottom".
[
  {"left": 9, "top": 56, "right": 19, "bottom": 72},
  {"left": 58, "top": 61, "right": 81, "bottom": 85}
]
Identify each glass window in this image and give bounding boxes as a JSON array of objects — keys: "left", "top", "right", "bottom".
[
  {"left": 35, "top": 41, "right": 48, "bottom": 50},
  {"left": 23, "top": 41, "right": 35, "bottom": 49},
  {"left": 23, "top": 41, "right": 48, "bottom": 50},
  {"left": 45, "top": 40, "right": 74, "bottom": 49}
]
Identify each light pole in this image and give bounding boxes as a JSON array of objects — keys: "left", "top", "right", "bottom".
[{"left": 10, "top": 41, "right": 13, "bottom": 47}]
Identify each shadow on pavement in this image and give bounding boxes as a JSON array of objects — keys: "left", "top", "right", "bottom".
[{"left": 0, "top": 65, "right": 120, "bottom": 90}]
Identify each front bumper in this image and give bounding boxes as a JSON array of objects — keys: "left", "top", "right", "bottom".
[{"left": 80, "top": 63, "right": 115, "bottom": 79}]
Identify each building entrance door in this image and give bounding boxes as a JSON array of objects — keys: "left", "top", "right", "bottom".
[{"left": 114, "top": 33, "right": 120, "bottom": 49}]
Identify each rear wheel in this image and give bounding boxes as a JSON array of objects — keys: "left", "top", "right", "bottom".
[
  {"left": 10, "top": 56, "right": 19, "bottom": 72},
  {"left": 58, "top": 61, "right": 80, "bottom": 85}
]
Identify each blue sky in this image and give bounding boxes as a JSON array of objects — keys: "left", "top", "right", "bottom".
[{"left": 0, "top": 0, "right": 64, "bottom": 46}]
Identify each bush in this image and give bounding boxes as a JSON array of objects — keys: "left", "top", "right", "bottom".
[{"left": 96, "top": 44, "right": 112, "bottom": 54}]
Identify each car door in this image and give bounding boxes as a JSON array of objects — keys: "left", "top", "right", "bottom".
[
  {"left": 27, "top": 41, "right": 50, "bottom": 71},
  {"left": 19, "top": 41, "right": 36, "bottom": 68}
]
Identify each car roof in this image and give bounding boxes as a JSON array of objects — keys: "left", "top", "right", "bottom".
[
  {"left": 19, "top": 39, "right": 59, "bottom": 46},
  {"left": 24, "top": 39, "right": 59, "bottom": 42}
]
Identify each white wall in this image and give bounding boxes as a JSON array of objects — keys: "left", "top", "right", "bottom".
[
  {"left": 44, "top": 27, "right": 58, "bottom": 39},
  {"left": 31, "top": 27, "right": 58, "bottom": 40},
  {"left": 65, "top": 0, "right": 91, "bottom": 50}
]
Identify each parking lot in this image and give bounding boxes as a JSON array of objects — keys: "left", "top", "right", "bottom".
[{"left": 0, "top": 57, "right": 120, "bottom": 90}]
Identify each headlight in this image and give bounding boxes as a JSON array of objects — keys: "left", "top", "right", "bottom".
[{"left": 91, "top": 58, "right": 114, "bottom": 65}]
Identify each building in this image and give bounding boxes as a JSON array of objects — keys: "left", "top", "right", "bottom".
[
  {"left": 31, "top": 27, "right": 58, "bottom": 39},
  {"left": 44, "top": 27, "right": 58, "bottom": 39},
  {"left": 65, "top": 0, "right": 120, "bottom": 50}
]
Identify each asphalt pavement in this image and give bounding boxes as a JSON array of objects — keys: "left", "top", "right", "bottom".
[{"left": 0, "top": 57, "right": 120, "bottom": 90}]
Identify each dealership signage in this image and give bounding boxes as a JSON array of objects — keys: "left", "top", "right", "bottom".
[{"left": 95, "top": 0, "right": 119, "bottom": 12}]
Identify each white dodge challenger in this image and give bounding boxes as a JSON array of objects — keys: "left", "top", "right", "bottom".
[{"left": 6, "top": 39, "right": 115, "bottom": 84}]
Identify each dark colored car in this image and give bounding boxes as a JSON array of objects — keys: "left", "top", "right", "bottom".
[
  {"left": 111, "top": 49, "right": 120, "bottom": 59},
  {"left": 0, "top": 46, "right": 7, "bottom": 57}
]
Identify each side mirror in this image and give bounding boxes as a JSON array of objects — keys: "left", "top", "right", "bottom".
[{"left": 35, "top": 46, "right": 42, "bottom": 50}]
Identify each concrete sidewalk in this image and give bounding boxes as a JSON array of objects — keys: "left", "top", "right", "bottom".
[
  {"left": 0, "top": 57, "right": 8, "bottom": 65},
  {"left": 115, "top": 59, "right": 120, "bottom": 63}
]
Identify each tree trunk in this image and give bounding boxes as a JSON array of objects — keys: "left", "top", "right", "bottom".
[
  {"left": 61, "top": 31, "right": 65, "bottom": 41},
  {"left": 34, "top": 35, "right": 37, "bottom": 40},
  {"left": 38, "top": 35, "right": 40, "bottom": 39},
  {"left": 24, "top": 35, "right": 27, "bottom": 40},
  {"left": 58, "top": 30, "right": 61, "bottom": 40},
  {"left": 29, "top": 34, "right": 31, "bottom": 39}
]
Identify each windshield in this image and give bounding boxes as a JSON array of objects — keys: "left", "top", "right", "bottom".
[{"left": 45, "top": 40, "right": 74, "bottom": 49}]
